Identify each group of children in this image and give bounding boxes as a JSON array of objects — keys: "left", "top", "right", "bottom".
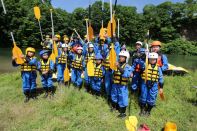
[{"left": 12, "top": 34, "right": 168, "bottom": 118}]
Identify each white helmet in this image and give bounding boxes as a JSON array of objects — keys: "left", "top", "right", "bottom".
[
  {"left": 77, "top": 46, "right": 83, "bottom": 51},
  {"left": 88, "top": 43, "right": 94, "bottom": 48},
  {"left": 136, "top": 41, "right": 143, "bottom": 46},
  {"left": 119, "top": 51, "right": 130, "bottom": 63},
  {"left": 61, "top": 44, "right": 68, "bottom": 48},
  {"left": 148, "top": 52, "right": 158, "bottom": 59}
]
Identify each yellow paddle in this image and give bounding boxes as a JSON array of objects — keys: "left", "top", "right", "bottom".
[
  {"left": 64, "top": 66, "right": 70, "bottom": 82},
  {"left": 107, "top": 14, "right": 116, "bottom": 38},
  {"left": 88, "top": 23, "right": 94, "bottom": 41},
  {"left": 34, "top": 6, "right": 43, "bottom": 41},
  {"left": 87, "top": 59, "right": 95, "bottom": 76},
  {"left": 109, "top": 44, "right": 117, "bottom": 70},
  {"left": 49, "top": 41, "right": 58, "bottom": 63},
  {"left": 11, "top": 32, "right": 24, "bottom": 64},
  {"left": 49, "top": 9, "right": 58, "bottom": 63}
]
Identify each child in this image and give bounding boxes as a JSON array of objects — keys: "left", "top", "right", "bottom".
[
  {"left": 111, "top": 51, "right": 132, "bottom": 118},
  {"left": 90, "top": 53, "right": 105, "bottom": 96},
  {"left": 12, "top": 47, "right": 37, "bottom": 103},
  {"left": 70, "top": 46, "right": 85, "bottom": 89},
  {"left": 37, "top": 50, "right": 55, "bottom": 98},
  {"left": 130, "top": 41, "right": 146, "bottom": 92},
  {"left": 84, "top": 43, "right": 95, "bottom": 92},
  {"left": 150, "top": 41, "right": 168, "bottom": 72},
  {"left": 139, "top": 52, "right": 164, "bottom": 116},
  {"left": 56, "top": 43, "right": 68, "bottom": 84}
]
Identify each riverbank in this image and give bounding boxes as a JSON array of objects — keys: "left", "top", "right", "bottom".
[{"left": 0, "top": 72, "right": 196, "bottom": 130}]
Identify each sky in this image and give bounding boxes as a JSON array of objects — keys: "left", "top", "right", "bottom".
[{"left": 51, "top": 0, "right": 185, "bottom": 13}]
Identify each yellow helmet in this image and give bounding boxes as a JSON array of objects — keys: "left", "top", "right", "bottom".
[
  {"left": 84, "top": 35, "right": 87, "bottom": 38},
  {"left": 55, "top": 34, "right": 61, "bottom": 39},
  {"left": 64, "top": 36, "right": 69, "bottom": 41},
  {"left": 26, "top": 47, "right": 35, "bottom": 54},
  {"left": 164, "top": 122, "right": 177, "bottom": 131}
]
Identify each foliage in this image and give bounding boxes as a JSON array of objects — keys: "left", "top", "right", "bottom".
[
  {"left": 162, "top": 38, "right": 197, "bottom": 55},
  {"left": 0, "top": 0, "right": 197, "bottom": 55}
]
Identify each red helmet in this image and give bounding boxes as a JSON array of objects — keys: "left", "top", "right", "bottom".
[{"left": 151, "top": 41, "right": 161, "bottom": 47}]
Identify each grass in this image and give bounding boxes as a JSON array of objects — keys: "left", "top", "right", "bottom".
[{"left": 0, "top": 72, "right": 196, "bottom": 131}]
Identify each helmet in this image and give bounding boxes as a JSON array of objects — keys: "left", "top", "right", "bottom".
[
  {"left": 88, "top": 43, "right": 94, "bottom": 48},
  {"left": 148, "top": 52, "right": 158, "bottom": 59},
  {"left": 119, "top": 51, "right": 128, "bottom": 57},
  {"left": 77, "top": 46, "right": 83, "bottom": 51},
  {"left": 119, "top": 51, "right": 130, "bottom": 63},
  {"left": 84, "top": 35, "right": 87, "bottom": 38},
  {"left": 55, "top": 34, "right": 61, "bottom": 39},
  {"left": 62, "top": 44, "right": 68, "bottom": 48},
  {"left": 95, "top": 53, "right": 103, "bottom": 60},
  {"left": 64, "top": 37, "right": 69, "bottom": 41},
  {"left": 164, "top": 122, "right": 177, "bottom": 131},
  {"left": 39, "top": 50, "right": 49, "bottom": 56},
  {"left": 45, "top": 35, "right": 50, "bottom": 38},
  {"left": 136, "top": 41, "right": 143, "bottom": 46},
  {"left": 125, "top": 116, "right": 138, "bottom": 131},
  {"left": 151, "top": 41, "right": 161, "bottom": 47},
  {"left": 26, "top": 47, "right": 35, "bottom": 54}
]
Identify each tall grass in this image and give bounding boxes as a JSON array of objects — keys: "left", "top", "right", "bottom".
[{"left": 0, "top": 72, "right": 196, "bottom": 131}]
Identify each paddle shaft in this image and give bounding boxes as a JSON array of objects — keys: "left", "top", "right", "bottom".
[
  {"left": 38, "top": 20, "right": 44, "bottom": 41},
  {"left": 85, "top": 19, "right": 89, "bottom": 42},
  {"left": 145, "top": 30, "right": 150, "bottom": 83},
  {"left": 110, "top": 0, "right": 113, "bottom": 42},
  {"left": 1, "top": 0, "right": 6, "bottom": 14},
  {"left": 50, "top": 9, "right": 54, "bottom": 37},
  {"left": 73, "top": 29, "right": 84, "bottom": 43},
  {"left": 117, "top": 18, "right": 120, "bottom": 39},
  {"left": 101, "top": 0, "right": 104, "bottom": 27},
  {"left": 10, "top": 32, "right": 15, "bottom": 43}
]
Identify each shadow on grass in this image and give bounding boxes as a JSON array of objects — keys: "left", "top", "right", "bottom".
[{"left": 35, "top": 86, "right": 57, "bottom": 97}]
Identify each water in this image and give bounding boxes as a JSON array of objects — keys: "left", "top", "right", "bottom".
[
  {"left": 167, "top": 55, "right": 197, "bottom": 71},
  {"left": 0, "top": 48, "right": 197, "bottom": 73},
  {"left": 0, "top": 48, "right": 41, "bottom": 73}
]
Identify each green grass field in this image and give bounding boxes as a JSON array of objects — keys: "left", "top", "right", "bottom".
[{"left": 0, "top": 72, "right": 196, "bottom": 131}]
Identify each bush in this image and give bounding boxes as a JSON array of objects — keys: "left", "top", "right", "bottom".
[{"left": 161, "top": 38, "right": 197, "bottom": 55}]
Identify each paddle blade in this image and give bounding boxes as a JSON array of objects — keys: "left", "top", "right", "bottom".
[
  {"left": 109, "top": 44, "right": 117, "bottom": 70},
  {"left": 88, "top": 24, "right": 94, "bottom": 41},
  {"left": 34, "top": 6, "right": 41, "bottom": 20},
  {"left": 49, "top": 53, "right": 56, "bottom": 63},
  {"left": 87, "top": 60, "right": 95, "bottom": 76},
  {"left": 53, "top": 41, "right": 58, "bottom": 57},
  {"left": 99, "top": 27, "right": 105, "bottom": 38},
  {"left": 64, "top": 67, "right": 70, "bottom": 82},
  {"left": 107, "top": 15, "right": 116, "bottom": 37},
  {"left": 12, "top": 43, "right": 24, "bottom": 64}
]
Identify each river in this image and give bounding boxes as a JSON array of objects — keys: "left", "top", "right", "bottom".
[{"left": 0, "top": 48, "right": 197, "bottom": 73}]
